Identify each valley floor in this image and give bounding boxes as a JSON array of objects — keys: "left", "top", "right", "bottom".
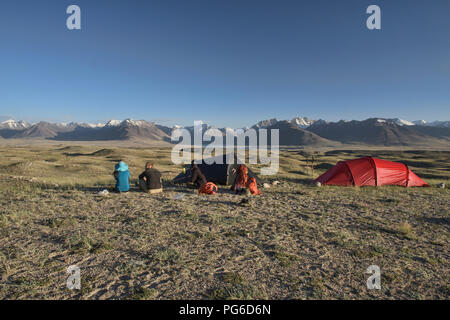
[{"left": 0, "top": 146, "right": 448, "bottom": 299}]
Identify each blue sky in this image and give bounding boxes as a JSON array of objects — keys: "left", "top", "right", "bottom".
[{"left": 0, "top": 0, "right": 449, "bottom": 127}]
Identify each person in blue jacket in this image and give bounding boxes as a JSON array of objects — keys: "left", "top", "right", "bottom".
[{"left": 113, "top": 160, "right": 130, "bottom": 192}]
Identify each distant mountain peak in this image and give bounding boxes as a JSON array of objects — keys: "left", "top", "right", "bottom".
[
  {"left": 78, "top": 122, "right": 105, "bottom": 128},
  {"left": 413, "top": 120, "right": 427, "bottom": 126},
  {"left": 255, "top": 116, "right": 321, "bottom": 129},
  {"left": 290, "top": 117, "right": 315, "bottom": 129},
  {"left": 0, "top": 119, "right": 30, "bottom": 130},
  {"left": 104, "top": 119, "right": 154, "bottom": 128},
  {"left": 429, "top": 120, "right": 450, "bottom": 128},
  {"left": 391, "top": 118, "right": 414, "bottom": 126},
  {"left": 105, "top": 119, "right": 122, "bottom": 127},
  {"left": 123, "top": 119, "right": 153, "bottom": 127},
  {"left": 253, "top": 118, "right": 279, "bottom": 129}
]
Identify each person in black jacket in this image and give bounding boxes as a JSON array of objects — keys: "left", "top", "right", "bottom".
[
  {"left": 138, "top": 162, "right": 163, "bottom": 194},
  {"left": 190, "top": 161, "right": 207, "bottom": 188}
]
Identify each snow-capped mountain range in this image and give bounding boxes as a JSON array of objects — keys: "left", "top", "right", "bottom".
[
  {"left": 291, "top": 117, "right": 316, "bottom": 128},
  {"left": 413, "top": 120, "right": 450, "bottom": 127},
  {"left": 1, "top": 117, "right": 448, "bottom": 131},
  {"left": 0, "top": 117, "right": 449, "bottom": 146},
  {"left": 0, "top": 119, "right": 31, "bottom": 130}
]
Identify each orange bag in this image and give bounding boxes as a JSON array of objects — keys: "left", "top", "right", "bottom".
[
  {"left": 199, "top": 182, "right": 218, "bottom": 195},
  {"left": 247, "top": 177, "right": 262, "bottom": 195}
]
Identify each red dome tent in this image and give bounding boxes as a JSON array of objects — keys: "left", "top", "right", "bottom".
[{"left": 315, "top": 157, "right": 429, "bottom": 187}]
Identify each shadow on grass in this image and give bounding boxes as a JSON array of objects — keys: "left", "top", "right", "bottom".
[
  {"left": 421, "top": 217, "right": 450, "bottom": 226},
  {"left": 350, "top": 223, "right": 398, "bottom": 237},
  {"left": 282, "top": 177, "right": 315, "bottom": 185},
  {"left": 403, "top": 160, "right": 439, "bottom": 168},
  {"left": 314, "top": 163, "right": 334, "bottom": 170},
  {"left": 416, "top": 173, "right": 447, "bottom": 180},
  {"left": 198, "top": 198, "right": 240, "bottom": 206}
]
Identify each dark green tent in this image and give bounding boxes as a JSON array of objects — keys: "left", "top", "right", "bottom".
[{"left": 172, "top": 154, "right": 261, "bottom": 186}]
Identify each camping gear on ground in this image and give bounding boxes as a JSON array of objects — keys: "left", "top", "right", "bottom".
[
  {"left": 199, "top": 182, "right": 218, "bottom": 195},
  {"left": 114, "top": 161, "right": 130, "bottom": 192},
  {"left": 173, "top": 193, "right": 185, "bottom": 200},
  {"left": 314, "top": 156, "right": 429, "bottom": 187},
  {"left": 172, "top": 154, "right": 260, "bottom": 186},
  {"left": 247, "top": 177, "right": 262, "bottom": 195},
  {"left": 98, "top": 189, "right": 109, "bottom": 196}
]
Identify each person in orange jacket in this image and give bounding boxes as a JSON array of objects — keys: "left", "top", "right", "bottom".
[{"left": 232, "top": 164, "right": 248, "bottom": 194}]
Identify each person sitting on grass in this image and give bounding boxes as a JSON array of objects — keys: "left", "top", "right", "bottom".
[
  {"left": 138, "top": 162, "right": 163, "bottom": 194},
  {"left": 113, "top": 160, "right": 130, "bottom": 193},
  {"left": 189, "top": 161, "right": 217, "bottom": 194},
  {"left": 190, "top": 161, "right": 207, "bottom": 188},
  {"left": 232, "top": 164, "right": 248, "bottom": 194}
]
